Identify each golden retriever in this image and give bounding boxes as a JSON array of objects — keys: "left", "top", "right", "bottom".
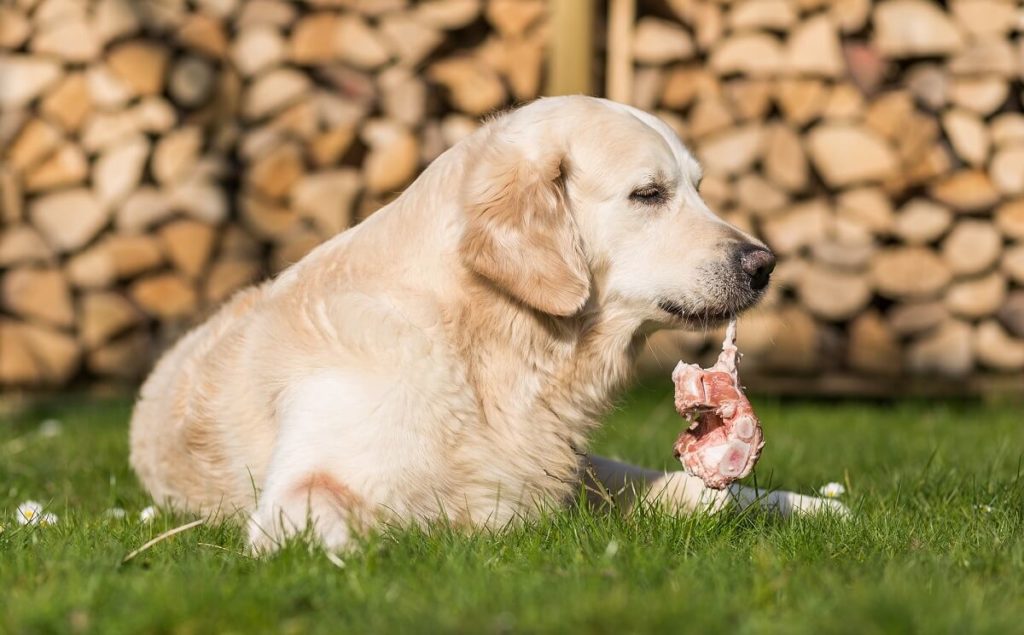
[{"left": 130, "top": 96, "right": 843, "bottom": 553}]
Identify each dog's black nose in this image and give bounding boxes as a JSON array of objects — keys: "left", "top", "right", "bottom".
[{"left": 736, "top": 244, "right": 776, "bottom": 291}]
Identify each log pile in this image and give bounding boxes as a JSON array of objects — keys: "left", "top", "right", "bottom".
[
  {"left": 1, "top": 0, "right": 1023, "bottom": 392},
  {"left": 0, "top": 0, "right": 548, "bottom": 386},
  {"left": 631, "top": 0, "right": 1024, "bottom": 383}
]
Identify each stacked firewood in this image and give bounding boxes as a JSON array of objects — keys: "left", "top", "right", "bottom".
[
  {"left": 0, "top": 0, "right": 548, "bottom": 386},
  {"left": 2, "top": 0, "right": 1023, "bottom": 391},
  {"left": 632, "top": 0, "right": 1024, "bottom": 383}
]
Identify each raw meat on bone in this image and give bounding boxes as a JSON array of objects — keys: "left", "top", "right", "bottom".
[{"left": 672, "top": 319, "right": 764, "bottom": 489}]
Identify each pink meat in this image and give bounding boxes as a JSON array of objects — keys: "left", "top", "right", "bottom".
[{"left": 672, "top": 320, "right": 764, "bottom": 489}]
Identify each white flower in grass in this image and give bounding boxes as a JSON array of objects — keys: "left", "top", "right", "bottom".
[
  {"left": 16, "top": 500, "right": 57, "bottom": 526},
  {"left": 38, "top": 419, "right": 62, "bottom": 438},
  {"left": 974, "top": 504, "right": 994, "bottom": 514},
  {"left": 819, "top": 482, "right": 846, "bottom": 498},
  {"left": 603, "top": 539, "right": 619, "bottom": 559},
  {"left": 16, "top": 501, "right": 43, "bottom": 525},
  {"left": 139, "top": 506, "right": 158, "bottom": 523},
  {"left": 104, "top": 507, "right": 127, "bottom": 520}
]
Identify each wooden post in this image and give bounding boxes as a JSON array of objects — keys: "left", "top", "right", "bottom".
[
  {"left": 545, "top": 0, "right": 593, "bottom": 96},
  {"left": 605, "top": 0, "right": 635, "bottom": 104}
]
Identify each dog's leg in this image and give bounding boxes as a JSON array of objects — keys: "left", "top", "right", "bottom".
[
  {"left": 586, "top": 455, "right": 848, "bottom": 517},
  {"left": 248, "top": 469, "right": 361, "bottom": 554},
  {"left": 725, "top": 482, "right": 850, "bottom": 516},
  {"left": 246, "top": 372, "right": 383, "bottom": 554}
]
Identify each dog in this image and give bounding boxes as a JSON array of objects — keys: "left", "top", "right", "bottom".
[{"left": 130, "top": 96, "right": 844, "bottom": 553}]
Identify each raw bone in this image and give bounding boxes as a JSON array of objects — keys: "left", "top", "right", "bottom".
[{"left": 672, "top": 319, "right": 764, "bottom": 489}]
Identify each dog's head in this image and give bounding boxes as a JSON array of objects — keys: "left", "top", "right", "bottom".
[{"left": 459, "top": 96, "right": 774, "bottom": 329}]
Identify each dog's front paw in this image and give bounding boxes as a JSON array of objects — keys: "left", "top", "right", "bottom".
[
  {"left": 807, "top": 496, "right": 851, "bottom": 518},
  {"left": 775, "top": 491, "right": 851, "bottom": 518}
]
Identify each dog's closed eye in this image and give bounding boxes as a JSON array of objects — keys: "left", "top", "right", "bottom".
[{"left": 629, "top": 184, "right": 668, "bottom": 206}]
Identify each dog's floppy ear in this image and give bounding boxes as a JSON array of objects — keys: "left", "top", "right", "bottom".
[{"left": 460, "top": 134, "right": 590, "bottom": 317}]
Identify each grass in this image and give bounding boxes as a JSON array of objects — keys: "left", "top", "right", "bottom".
[{"left": 2, "top": 384, "right": 1023, "bottom": 634}]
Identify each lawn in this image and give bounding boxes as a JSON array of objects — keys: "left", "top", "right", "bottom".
[{"left": 2, "top": 384, "right": 1023, "bottom": 634}]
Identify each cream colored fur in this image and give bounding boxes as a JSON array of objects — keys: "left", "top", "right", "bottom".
[{"left": 129, "top": 97, "right": 844, "bottom": 553}]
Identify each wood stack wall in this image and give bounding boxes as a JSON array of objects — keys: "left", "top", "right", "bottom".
[{"left": 1, "top": 0, "right": 1023, "bottom": 393}]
